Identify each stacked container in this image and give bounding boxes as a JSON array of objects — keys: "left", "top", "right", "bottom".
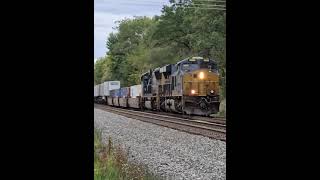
[
  {"left": 94, "top": 85, "right": 99, "bottom": 97},
  {"left": 103, "top": 81, "right": 120, "bottom": 96},
  {"left": 130, "top": 84, "right": 142, "bottom": 97},
  {"left": 103, "top": 82, "right": 109, "bottom": 96},
  {"left": 119, "top": 87, "right": 130, "bottom": 107},
  {"left": 110, "top": 89, "right": 121, "bottom": 97},
  {"left": 110, "top": 89, "right": 121, "bottom": 106},
  {"left": 109, "top": 81, "right": 121, "bottom": 90},
  {"left": 120, "top": 87, "right": 130, "bottom": 98},
  {"left": 128, "top": 84, "right": 142, "bottom": 108},
  {"left": 98, "top": 84, "right": 104, "bottom": 97}
]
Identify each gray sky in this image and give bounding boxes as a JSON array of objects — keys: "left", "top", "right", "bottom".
[{"left": 94, "top": 0, "right": 170, "bottom": 62}]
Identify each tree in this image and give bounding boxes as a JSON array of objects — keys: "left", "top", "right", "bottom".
[{"left": 95, "top": 1, "right": 226, "bottom": 99}]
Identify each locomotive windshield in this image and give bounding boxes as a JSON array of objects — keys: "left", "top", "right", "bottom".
[
  {"left": 200, "top": 60, "right": 218, "bottom": 72},
  {"left": 182, "top": 63, "right": 198, "bottom": 71},
  {"left": 180, "top": 58, "right": 218, "bottom": 72}
]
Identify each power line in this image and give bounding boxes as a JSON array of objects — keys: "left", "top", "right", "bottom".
[
  {"left": 117, "top": 0, "right": 225, "bottom": 2},
  {"left": 99, "top": 0, "right": 225, "bottom": 4},
  {"left": 115, "top": 3, "right": 225, "bottom": 8},
  {"left": 193, "top": 0, "right": 225, "bottom": 2},
  {"left": 118, "top": 2, "right": 164, "bottom": 6},
  {"left": 174, "top": 2, "right": 226, "bottom": 9},
  {"left": 173, "top": 0, "right": 226, "bottom": 3},
  {"left": 117, "top": 0, "right": 169, "bottom": 4},
  {"left": 191, "top": 4, "right": 225, "bottom": 7},
  {"left": 96, "top": 0, "right": 226, "bottom": 7},
  {"left": 96, "top": 0, "right": 226, "bottom": 9},
  {"left": 96, "top": 0, "right": 169, "bottom": 6},
  {"left": 183, "top": 6, "right": 226, "bottom": 10},
  {"left": 98, "top": 0, "right": 168, "bottom": 2}
]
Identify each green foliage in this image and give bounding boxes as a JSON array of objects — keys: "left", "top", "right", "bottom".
[
  {"left": 94, "top": 129, "right": 160, "bottom": 180},
  {"left": 94, "top": 1, "right": 226, "bottom": 99}
]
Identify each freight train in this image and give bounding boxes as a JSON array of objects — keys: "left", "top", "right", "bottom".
[{"left": 94, "top": 56, "right": 220, "bottom": 116}]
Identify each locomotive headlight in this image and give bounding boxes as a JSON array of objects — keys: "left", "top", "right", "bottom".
[
  {"left": 199, "top": 72, "right": 204, "bottom": 79},
  {"left": 191, "top": 90, "right": 196, "bottom": 94},
  {"left": 210, "top": 90, "right": 214, "bottom": 94}
]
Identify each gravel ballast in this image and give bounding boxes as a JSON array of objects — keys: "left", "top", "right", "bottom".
[{"left": 94, "top": 108, "right": 226, "bottom": 180}]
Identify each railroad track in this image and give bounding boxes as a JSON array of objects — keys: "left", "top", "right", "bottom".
[
  {"left": 94, "top": 103, "right": 226, "bottom": 125},
  {"left": 144, "top": 109, "right": 226, "bottom": 125},
  {"left": 94, "top": 104, "right": 226, "bottom": 141}
]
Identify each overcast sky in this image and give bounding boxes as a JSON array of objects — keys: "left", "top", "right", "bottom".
[{"left": 94, "top": 0, "right": 170, "bottom": 62}]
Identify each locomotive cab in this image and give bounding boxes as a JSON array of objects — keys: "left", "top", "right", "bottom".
[
  {"left": 178, "top": 57, "right": 218, "bottom": 73},
  {"left": 179, "top": 57, "right": 221, "bottom": 115},
  {"left": 140, "top": 56, "right": 221, "bottom": 116}
]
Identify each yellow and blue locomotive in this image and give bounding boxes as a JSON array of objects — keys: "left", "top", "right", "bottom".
[{"left": 141, "top": 57, "right": 220, "bottom": 116}]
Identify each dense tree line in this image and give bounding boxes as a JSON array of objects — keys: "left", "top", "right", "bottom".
[{"left": 94, "top": 0, "right": 226, "bottom": 98}]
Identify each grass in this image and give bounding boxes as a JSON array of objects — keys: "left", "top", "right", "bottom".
[{"left": 94, "top": 129, "right": 160, "bottom": 180}]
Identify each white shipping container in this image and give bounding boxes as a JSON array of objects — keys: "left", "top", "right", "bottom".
[
  {"left": 97, "top": 85, "right": 101, "bottom": 97},
  {"left": 102, "top": 81, "right": 120, "bottom": 96},
  {"left": 94, "top": 85, "right": 99, "bottom": 97},
  {"left": 99, "top": 84, "right": 104, "bottom": 96},
  {"left": 108, "top": 81, "right": 120, "bottom": 91},
  {"left": 103, "top": 82, "right": 109, "bottom": 96},
  {"left": 130, "top": 84, "right": 142, "bottom": 97}
]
